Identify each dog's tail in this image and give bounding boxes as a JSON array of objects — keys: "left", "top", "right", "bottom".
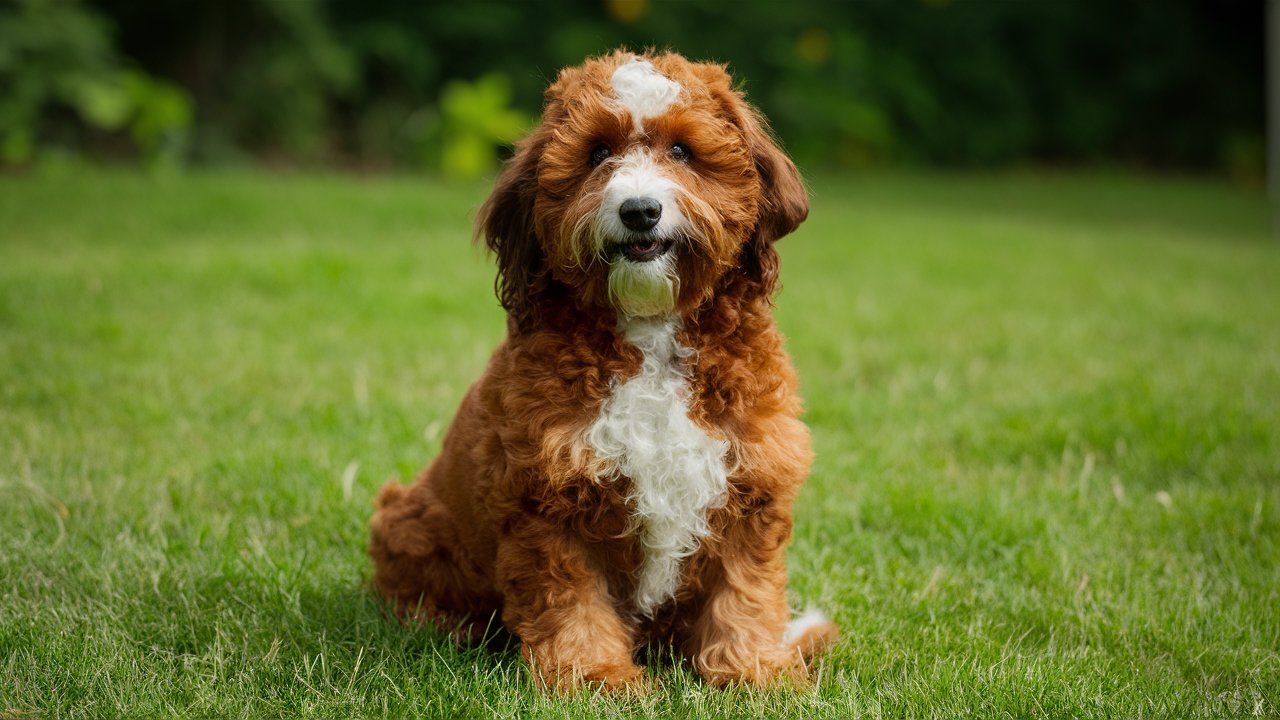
[
  {"left": 782, "top": 608, "right": 839, "bottom": 662},
  {"left": 374, "top": 480, "right": 409, "bottom": 509}
]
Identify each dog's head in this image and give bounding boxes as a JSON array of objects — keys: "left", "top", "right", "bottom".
[{"left": 479, "top": 50, "right": 807, "bottom": 330}]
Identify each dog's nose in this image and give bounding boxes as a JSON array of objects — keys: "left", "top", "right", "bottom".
[{"left": 619, "top": 197, "right": 662, "bottom": 232}]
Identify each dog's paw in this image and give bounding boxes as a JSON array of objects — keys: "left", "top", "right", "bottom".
[
  {"left": 696, "top": 654, "right": 808, "bottom": 690},
  {"left": 692, "top": 612, "right": 840, "bottom": 690},
  {"left": 523, "top": 642, "right": 647, "bottom": 696}
]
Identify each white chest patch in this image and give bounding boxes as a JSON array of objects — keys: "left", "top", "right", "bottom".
[
  {"left": 586, "top": 316, "right": 729, "bottom": 615},
  {"left": 610, "top": 58, "right": 682, "bottom": 131}
]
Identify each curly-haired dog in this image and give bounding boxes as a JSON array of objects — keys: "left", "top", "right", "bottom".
[{"left": 370, "top": 49, "right": 837, "bottom": 692}]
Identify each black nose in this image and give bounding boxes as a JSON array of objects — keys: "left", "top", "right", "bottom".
[{"left": 619, "top": 197, "right": 662, "bottom": 232}]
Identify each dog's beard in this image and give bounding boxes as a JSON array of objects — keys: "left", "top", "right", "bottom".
[
  {"left": 607, "top": 253, "right": 678, "bottom": 318},
  {"left": 563, "top": 181, "right": 708, "bottom": 319},
  {"left": 565, "top": 203, "right": 684, "bottom": 319}
]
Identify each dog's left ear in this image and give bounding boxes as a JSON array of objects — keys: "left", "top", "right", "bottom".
[
  {"left": 742, "top": 105, "right": 809, "bottom": 243},
  {"left": 739, "top": 104, "right": 808, "bottom": 294},
  {"left": 693, "top": 62, "right": 809, "bottom": 295}
]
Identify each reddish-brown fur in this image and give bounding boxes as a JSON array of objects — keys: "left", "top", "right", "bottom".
[{"left": 369, "top": 50, "right": 837, "bottom": 693}]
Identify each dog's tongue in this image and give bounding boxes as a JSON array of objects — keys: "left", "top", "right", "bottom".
[{"left": 621, "top": 240, "right": 664, "bottom": 262}]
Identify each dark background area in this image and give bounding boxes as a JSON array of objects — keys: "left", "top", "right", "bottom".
[{"left": 1, "top": 0, "right": 1266, "bottom": 178}]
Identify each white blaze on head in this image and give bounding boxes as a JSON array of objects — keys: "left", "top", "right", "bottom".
[
  {"left": 611, "top": 57, "right": 682, "bottom": 131},
  {"left": 586, "top": 58, "right": 685, "bottom": 318}
]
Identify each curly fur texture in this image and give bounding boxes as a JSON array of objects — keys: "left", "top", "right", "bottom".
[
  {"left": 586, "top": 315, "right": 730, "bottom": 616},
  {"left": 369, "top": 49, "right": 837, "bottom": 694}
]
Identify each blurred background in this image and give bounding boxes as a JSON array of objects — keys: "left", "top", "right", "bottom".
[{"left": 0, "top": 0, "right": 1265, "bottom": 181}]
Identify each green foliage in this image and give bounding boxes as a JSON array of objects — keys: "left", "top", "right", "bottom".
[
  {"left": 1, "top": 0, "right": 1265, "bottom": 172},
  {"left": 0, "top": 0, "right": 110, "bottom": 162},
  {"left": 0, "top": 0, "right": 192, "bottom": 167},
  {"left": 120, "top": 70, "right": 194, "bottom": 169},
  {"left": 438, "top": 74, "right": 530, "bottom": 180},
  {"left": 220, "top": 0, "right": 357, "bottom": 159}
]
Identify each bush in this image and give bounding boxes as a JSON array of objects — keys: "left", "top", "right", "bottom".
[
  {"left": 3, "top": 0, "right": 1264, "bottom": 174},
  {"left": 0, "top": 0, "right": 192, "bottom": 168}
]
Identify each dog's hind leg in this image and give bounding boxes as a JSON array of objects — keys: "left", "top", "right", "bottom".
[{"left": 369, "top": 481, "right": 497, "bottom": 640}]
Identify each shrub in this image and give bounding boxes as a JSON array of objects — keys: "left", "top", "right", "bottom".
[{"left": 0, "top": 0, "right": 192, "bottom": 168}]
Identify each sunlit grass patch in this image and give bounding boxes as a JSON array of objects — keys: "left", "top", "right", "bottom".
[{"left": 1, "top": 169, "right": 1277, "bottom": 717}]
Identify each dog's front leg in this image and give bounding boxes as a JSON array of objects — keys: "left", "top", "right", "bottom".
[
  {"left": 685, "top": 502, "right": 816, "bottom": 688},
  {"left": 495, "top": 515, "right": 643, "bottom": 694}
]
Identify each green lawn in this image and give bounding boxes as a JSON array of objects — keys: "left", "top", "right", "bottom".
[{"left": 2, "top": 169, "right": 1277, "bottom": 718}]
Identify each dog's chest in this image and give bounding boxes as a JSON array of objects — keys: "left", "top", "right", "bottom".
[{"left": 585, "top": 317, "right": 730, "bottom": 615}]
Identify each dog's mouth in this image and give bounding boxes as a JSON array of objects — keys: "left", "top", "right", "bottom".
[{"left": 611, "top": 237, "right": 674, "bottom": 263}]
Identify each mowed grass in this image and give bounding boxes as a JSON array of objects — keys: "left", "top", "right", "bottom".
[{"left": 1, "top": 168, "right": 1277, "bottom": 718}]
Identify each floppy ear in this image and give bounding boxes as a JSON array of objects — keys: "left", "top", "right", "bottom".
[
  {"left": 691, "top": 62, "right": 809, "bottom": 296},
  {"left": 738, "top": 105, "right": 808, "bottom": 295},
  {"left": 476, "top": 130, "right": 546, "bottom": 331}
]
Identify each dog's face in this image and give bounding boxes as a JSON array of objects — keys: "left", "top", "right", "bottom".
[{"left": 480, "top": 51, "right": 808, "bottom": 328}]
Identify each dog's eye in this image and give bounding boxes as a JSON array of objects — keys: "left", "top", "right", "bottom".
[
  {"left": 589, "top": 144, "right": 611, "bottom": 167},
  {"left": 670, "top": 143, "right": 692, "bottom": 163}
]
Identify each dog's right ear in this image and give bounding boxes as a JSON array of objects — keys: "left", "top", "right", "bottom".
[{"left": 477, "top": 130, "right": 546, "bottom": 332}]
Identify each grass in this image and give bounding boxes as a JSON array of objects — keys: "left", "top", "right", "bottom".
[{"left": 1, "top": 167, "right": 1278, "bottom": 718}]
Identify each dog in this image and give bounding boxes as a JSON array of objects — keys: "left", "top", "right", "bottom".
[{"left": 369, "top": 49, "right": 837, "bottom": 693}]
